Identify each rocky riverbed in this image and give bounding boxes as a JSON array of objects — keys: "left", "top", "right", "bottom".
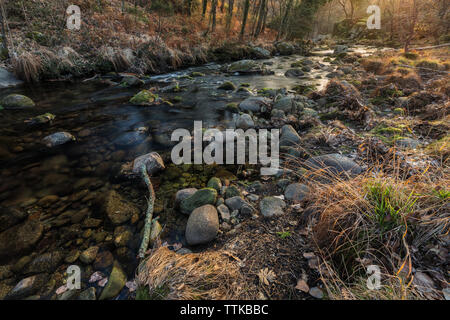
[{"left": 0, "top": 43, "right": 448, "bottom": 300}]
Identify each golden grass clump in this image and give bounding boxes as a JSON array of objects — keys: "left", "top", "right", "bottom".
[
  {"left": 136, "top": 246, "right": 248, "bottom": 300},
  {"left": 11, "top": 52, "right": 42, "bottom": 82}
]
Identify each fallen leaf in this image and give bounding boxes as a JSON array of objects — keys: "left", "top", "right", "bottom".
[{"left": 295, "top": 279, "right": 309, "bottom": 293}]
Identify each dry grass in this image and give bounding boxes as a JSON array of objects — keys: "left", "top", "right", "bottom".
[
  {"left": 308, "top": 168, "right": 449, "bottom": 300},
  {"left": 136, "top": 246, "right": 249, "bottom": 300},
  {"left": 11, "top": 52, "right": 42, "bottom": 82}
]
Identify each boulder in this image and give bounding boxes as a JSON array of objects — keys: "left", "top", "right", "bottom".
[
  {"left": 185, "top": 205, "right": 219, "bottom": 245},
  {"left": 224, "top": 196, "right": 247, "bottom": 212},
  {"left": 276, "top": 42, "right": 295, "bottom": 55},
  {"left": 273, "top": 96, "right": 300, "bottom": 114},
  {"left": 1, "top": 94, "right": 34, "bottom": 109},
  {"left": 260, "top": 197, "right": 286, "bottom": 217},
  {"left": 285, "top": 69, "right": 305, "bottom": 78},
  {"left": 227, "top": 60, "right": 264, "bottom": 74},
  {"left": 206, "top": 178, "right": 222, "bottom": 192},
  {"left": 251, "top": 47, "right": 271, "bottom": 59},
  {"left": 180, "top": 188, "right": 218, "bottom": 215}
]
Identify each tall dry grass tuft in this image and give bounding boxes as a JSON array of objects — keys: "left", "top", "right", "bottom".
[
  {"left": 11, "top": 52, "right": 42, "bottom": 82},
  {"left": 136, "top": 246, "right": 249, "bottom": 300}
]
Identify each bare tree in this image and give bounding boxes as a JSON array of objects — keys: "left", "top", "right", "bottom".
[
  {"left": 0, "top": 0, "right": 8, "bottom": 58},
  {"left": 240, "top": 0, "right": 250, "bottom": 40}
]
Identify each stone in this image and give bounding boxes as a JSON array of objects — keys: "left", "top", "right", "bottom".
[
  {"left": 225, "top": 196, "right": 247, "bottom": 212},
  {"left": 24, "top": 251, "right": 64, "bottom": 274},
  {"left": 280, "top": 125, "right": 301, "bottom": 147},
  {"left": 239, "top": 97, "right": 270, "bottom": 113},
  {"left": 0, "top": 68, "right": 23, "bottom": 88},
  {"left": 218, "top": 81, "right": 236, "bottom": 91},
  {"left": 121, "top": 75, "right": 144, "bottom": 87},
  {"left": 175, "top": 188, "right": 198, "bottom": 208},
  {"left": 42, "top": 132, "right": 75, "bottom": 148},
  {"left": 235, "top": 113, "right": 254, "bottom": 129},
  {"left": 99, "top": 261, "right": 127, "bottom": 300},
  {"left": 285, "top": 69, "right": 305, "bottom": 78},
  {"left": 251, "top": 47, "right": 271, "bottom": 59},
  {"left": 94, "top": 251, "right": 114, "bottom": 270},
  {"left": 129, "top": 90, "right": 158, "bottom": 105},
  {"left": 132, "top": 152, "right": 165, "bottom": 175},
  {"left": 241, "top": 204, "right": 254, "bottom": 215},
  {"left": 0, "top": 207, "right": 27, "bottom": 233},
  {"left": 224, "top": 185, "right": 241, "bottom": 199},
  {"left": 284, "top": 183, "right": 309, "bottom": 202},
  {"left": 276, "top": 42, "right": 295, "bottom": 55},
  {"left": 395, "top": 138, "right": 421, "bottom": 149},
  {"left": 206, "top": 178, "right": 222, "bottom": 192},
  {"left": 65, "top": 250, "right": 80, "bottom": 264},
  {"left": 0, "top": 220, "right": 43, "bottom": 259},
  {"left": 78, "top": 287, "right": 96, "bottom": 300},
  {"left": 273, "top": 96, "right": 298, "bottom": 114},
  {"left": 277, "top": 179, "right": 291, "bottom": 191},
  {"left": 5, "top": 274, "right": 48, "bottom": 300},
  {"left": 334, "top": 45, "right": 348, "bottom": 55},
  {"left": 309, "top": 287, "right": 324, "bottom": 299},
  {"left": 260, "top": 197, "right": 286, "bottom": 217},
  {"left": 413, "top": 272, "right": 435, "bottom": 293},
  {"left": 217, "top": 204, "right": 231, "bottom": 221},
  {"left": 180, "top": 188, "right": 218, "bottom": 215},
  {"left": 304, "top": 153, "right": 362, "bottom": 178},
  {"left": 227, "top": 60, "right": 263, "bottom": 73},
  {"left": 80, "top": 246, "right": 99, "bottom": 264},
  {"left": 103, "top": 190, "right": 140, "bottom": 225},
  {"left": 185, "top": 205, "right": 219, "bottom": 245},
  {"left": 1, "top": 94, "right": 34, "bottom": 109}
]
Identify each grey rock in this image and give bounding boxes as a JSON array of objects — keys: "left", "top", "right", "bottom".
[
  {"left": 251, "top": 47, "right": 271, "bottom": 59},
  {"left": 304, "top": 153, "right": 362, "bottom": 178},
  {"left": 239, "top": 97, "right": 270, "bottom": 113},
  {"left": 235, "top": 113, "right": 254, "bottom": 129},
  {"left": 42, "top": 132, "right": 75, "bottom": 148},
  {"left": 5, "top": 274, "right": 48, "bottom": 300},
  {"left": 225, "top": 196, "right": 247, "bottom": 211},
  {"left": 284, "top": 183, "right": 309, "bottom": 202},
  {"left": 1, "top": 94, "right": 34, "bottom": 109},
  {"left": 217, "top": 204, "right": 231, "bottom": 221},
  {"left": 280, "top": 125, "right": 301, "bottom": 147},
  {"left": 132, "top": 152, "right": 165, "bottom": 175},
  {"left": 0, "top": 220, "right": 43, "bottom": 259},
  {"left": 260, "top": 197, "right": 286, "bottom": 217},
  {"left": 185, "top": 205, "right": 219, "bottom": 245},
  {"left": 175, "top": 188, "right": 198, "bottom": 208},
  {"left": 0, "top": 68, "right": 23, "bottom": 88},
  {"left": 285, "top": 69, "right": 304, "bottom": 78}
]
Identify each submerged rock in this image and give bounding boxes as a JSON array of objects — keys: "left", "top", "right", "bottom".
[
  {"left": 129, "top": 90, "right": 158, "bottom": 106},
  {"left": 185, "top": 205, "right": 219, "bottom": 245},
  {"left": 0, "top": 68, "right": 23, "bottom": 88},
  {"left": 5, "top": 274, "right": 48, "bottom": 300},
  {"left": 0, "top": 220, "right": 43, "bottom": 259},
  {"left": 99, "top": 261, "right": 127, "bottom": 300},
  {"left": 103, "top": 190, "right": 140, "bottom": 225},
  {"left": 280, "top": 125, "right": 301, "bottom": 147},
  {"left": 42, "top": 132, "right": 75, "bottom": 148},
  {"left": 1, "top": 94, "right": 35, "bottom": 109}
]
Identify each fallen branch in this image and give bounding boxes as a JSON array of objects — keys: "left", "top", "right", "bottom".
[
  {"left": 397, "top": 63, "right": 450, "bottom": 74},
  {"left": 138, "top": 164, "right": 156, "bottom": 259},
  {"left": 410, "top": 43, "right": 450, "bottom": 51}
]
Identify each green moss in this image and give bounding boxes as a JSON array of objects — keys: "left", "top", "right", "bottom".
[
  {"left": 240, "top": 83, "right": 250, "bottom": 87},
  {"left": 218, "top": 81, "right": 236, "bottom": 91},
  {"left": 226, "top": 103, "right": 239, "bottom": 113},
  {"left": 415, "top": 59, "right": 442, "bottom": 70},
  {"left": 171, "top": 96, "right": 183, "bottom": 103},
  {"left": 292, "top": 84, "right": 317, "bottom": 95},
  {"left": 129, "top": 90, "right": 158, "bottom": 106},
  {"left": 190, "top": 72, "right": 205, "bottom": 77}
]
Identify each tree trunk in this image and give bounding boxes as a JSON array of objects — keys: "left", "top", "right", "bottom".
[
  {"left": 0, "top": 1, "right": 8, "bottom": 57},
  {"left": 210, "top": 0, "right": 217, "bottom": 32},
  {"left": 226, "top": 0, "right": 234, "bottom": 31},
  {"left": 276, "top": 0, "right": 293, "bottom": 41},
  {"left": 240, "top": 0, "right": 250, "bottom": 40},
  {"left": 202, "top": 0, "right": 208, "bottom": 17}
]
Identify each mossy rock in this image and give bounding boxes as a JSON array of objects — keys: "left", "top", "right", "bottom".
[
  {"left": 1, "top": 94, "right": 35, "bottom": 110},
  {"left": 170, "top": 96, "right": 183, "bottom": 103},
  {"left": 225, "top": 185, "right": 241, "bottom": 199},
  {"left": 218, "top": 81, "right": 236, "bottom": 91},
  {"left": 99, "top": 261, "right": 126, "bottom": 300},
  {"left": 190, "top": 72, "right": 205, "bottom": 77},
  {"left": 207, "top": 177, "right": 222, "bottom": 191},
  {"left": 226, "top": 103, "right": 239, "bottom": 113},
  {"left": 180, "top": 188, "right": 218, "bottom": 215},
  {"left": 129, "top": 90, "right": 158, "bottom": 106}
]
